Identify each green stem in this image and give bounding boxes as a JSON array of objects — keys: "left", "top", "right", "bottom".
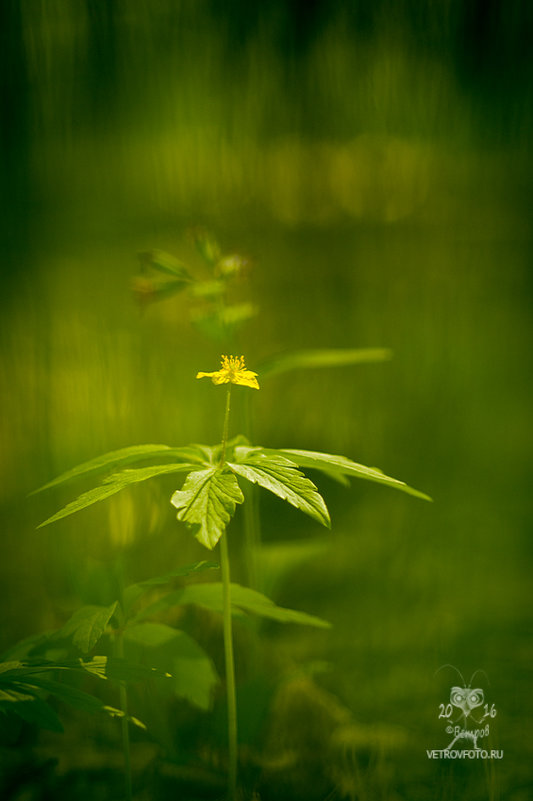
[
  {"left": 220, "top": 384, "right": 232, "bottom": 466},
  {"left": 219, "top": 383, "right": 238, "bottom": 799},
  {"left": 116, "top": 628, "right": 133, "bottom": 801},
  {"left": 220, "top": 532, "right": 238, "bottom": 800},
  {"left": 114, "top": 559, "right": 133, "bottom": 801}
]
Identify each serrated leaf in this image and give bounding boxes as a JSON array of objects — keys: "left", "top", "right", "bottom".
[
  {"left": 135, "top": 583, "right": 330, "bottom": 628},
  {"left": 260, "top": 448, "right": 432, "bottom": 501},
  {"left": 32, "top": 444, "right": 176, "bottom": 494},
  {"left": 123, "top": 561, "right": 218, "bottom": 613},
  {"left": 170, "top": 468, "right": 244, "bottom": 549},
  {"left": 139, "top": 249, "right": 193, "bottom": 281},
  {"left": 38, "top": 463, "right": 197, "bottom": 528},
  {"left": 228, "top": 452, "right": 330, "bottom": 528},
  {"left": 258, "top": 347, "right": 392, "bottom": 378},
  {"left": 58, "top": 603, "right": 118, "bottom": 654}
]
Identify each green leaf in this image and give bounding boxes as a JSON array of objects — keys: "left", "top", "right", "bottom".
[
  {"left": 258, "top": 348, "right": 392, "bottom": 378},
  {"left": 124, "top": 623, "right": 218, "bottom": 710},
  {"left": 228, "top": 452, "right": 330, "bottom": 528},
  {"left": 123, "top": 561, "right": 218, "bottom": 614},
  {"left": 58, "top": 603, "right": 118, "bottom": 654},
  {"left": 191, "top": 279, "right": 226, "bottom": 298},
  {"left": 38, "top": 463, "right": 197, "bottom": 528},
  {"left": 32, "top": 444, "right": 176, "bottom": 494},
  {"left": 4, "top": 695, "right": 64, "bottom": 732},
  {"left": 125, "top": 622, "right": 181, "bottom": 648},
  {"left": 135, "top": 583, "right": 330, "bottom": 629},
  {"left": 171, "top": 468, "right": 244, "bottom": 549},
  {"left": 260, "top": 448, "right": 432, "bottom": 502},
  {"left": 28, "top": 677, "right": 147, "bottom": 729},
  {"left": 138, "top": 249, "right": 193, "bottom": 281}
]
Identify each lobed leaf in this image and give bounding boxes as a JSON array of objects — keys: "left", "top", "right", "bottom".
[
  {"left": 171, "top": 468, "right": 244, "bottom": 549},
  {"left": 58, "top": 603, "right": 118, "bottom": 654},
  {"left": 260, "top": 448, "right": 432, "bottom": 501},
  {"left": 228, "top": 452, "right": 331, "bottom": 528},
  {"left": 32, "top": 444, "right": 177, "bottom": 494},
  {"left": 38, "top": 463, "right": 197, "bottom": 528},
  {"left": 135, "top": 583, "right": 330, "bottom": 629},
  {"left": 123, "top": 560, "right": 218, "bottom": 613},
  {"left": 258, "top": 347, "right": 392, "bottom": 378}
]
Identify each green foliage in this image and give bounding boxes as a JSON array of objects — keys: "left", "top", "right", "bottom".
[
  {"left": 32, "top": 444, "right": 176, "bottom": 493},
  {"left": 258, "top": 447, "right": 432, "bottom": 501},
  {"left": 228, "top": 451, "right": 331, "bottom": 528},
  {"left": 0, "top": 657, "right": 148, "bottom": 732},
  {"left": 258, "top": 347, "right": 392, "bottom": 378},
  {"left": 122, "top": 560, "right": 218, "bottom": 613},
  {"left": 133, "top": 582, "right": 330, "bottom": 629},
  {"left": 170, "top": 468, "right": 244, "bottom": 549},
  {"left": 125, "top": 623, "right": 218, "bottom": 710},
  {"left": 38, "top": 462, "right": 197, "bottom": 527},
  {"left": 58, "top": 602, "right": 118, "bottom": 653},
  {"left": 138, "top": 250, "right": 193, "bottom": 281}
]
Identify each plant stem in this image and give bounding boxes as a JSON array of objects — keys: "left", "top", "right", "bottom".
[
  {"left": 220, "top": 384, "right": 232, "bottom": 466},
  {"left": 220, "top": 531, "right": 238, "bottom": 800},
  {"left": 219, "top": 383, "right": 238, "bottom": 799},
  {"left": 116, "top": 627, "right": 133, "bottom": 801},
  {"left": 115, "top": 558, "right": 133, "bottom": 801}
]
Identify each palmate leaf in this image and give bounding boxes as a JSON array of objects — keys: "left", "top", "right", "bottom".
[
  {"left": 57, "top": 603, "right": 118, "bottom": 654},
  {"left": 38, "top": 463, "right": 197, "bottom": 528},
  {"left": 258, "top": 347, "right": 392, "bottom": 378},
  {"left": 228, "top": 452, "right": 331, "bottom": 528},
  {"left": 253, "top": 447, "right": 432, "bottom": 502},
  {"left": 171, "top": 468, "right": 244, "bottom": 549},
  {"left": 133, "top": 583, "right": 330, "bottom": 629}
]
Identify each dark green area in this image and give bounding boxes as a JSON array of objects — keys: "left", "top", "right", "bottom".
[{"left": 1, "top": 1, "right": 531, "bottom": 799}]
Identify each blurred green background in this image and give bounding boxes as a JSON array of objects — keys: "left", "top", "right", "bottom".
[{"left": 1, "top": 1, "right": 532, "bottom": 799}]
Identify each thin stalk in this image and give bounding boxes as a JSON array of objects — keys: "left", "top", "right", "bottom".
[
  {"left": 114, "top": 558, "right": 133, "bottom": 801},
  {"left": 220, "top": 531, "right": 238, "bottom": 800},
  {"left": 116, "top": 628, "right": 133, "bottom": 801},
  {"left": 242, "top": 390, "right": 262, "bottom": 589},
  {"left": 219, "top": 384, "right": 238, "bottom": 799}
]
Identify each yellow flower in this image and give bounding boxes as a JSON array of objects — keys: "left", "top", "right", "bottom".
[{"left": 196, "top": 355, "right": 260, "bottom": 389}]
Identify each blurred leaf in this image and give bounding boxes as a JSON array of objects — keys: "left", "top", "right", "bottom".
[
  {"left": 171, "top": 468, "right": 244, "bottom": 550},
  {"left": 135, "top": 583, "right": 330, "bottom": 629},
  {"left": 228, "top": 452, "right": 330, "bottom": 528},
  {"left": 125, "top": 623, "right": 218, "bottom": 710},
  {"left": 0, "top": 632, "right": 56, "bottom": 661},
  {"left": 191, "top": 279, "right": 225, "bottom": 298},
  {"left": 138, "top": 249, "right": 193, "bottom": 281},
  {"left": 32, "top": 444, "right": 177, "bottom": 494},
  {"left": 260, "top": 448, "right": 432, "bottom": 501},
  {"left": 38, "top": 463, "right": 197, "bottom": 528},
  {"left": 258, "top": 347, "right": 392, "bottom": 378},
  {"left": 22, "top": 677, "right": 147, "bottom": 729},
  {"left": 123, "top": 561, "right": 219, "bottom": 613},
  {"left": 125, "top": 622, "right": 180, "bottom": 648},
  {"left": 104, "top": 657, "right": 172, "bottom": 682},
  {"left": 58, "top": 603, "right": 118, "bottom": 654},
  {"left": 171, "top": 638, "right": 218, "bottom": 711},
  {"left": 3, "top": 695, "right": 64, "bottom": 732},
  {"left": 192, "top": 228, "right": 221, "bottom": 266},
  {"left": 220, "top": 303, "right": 258, "bottom": 325}
]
